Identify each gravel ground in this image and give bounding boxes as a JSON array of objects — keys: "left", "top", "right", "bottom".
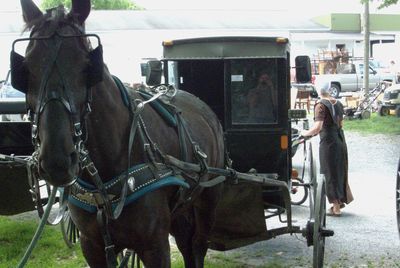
[{"left": 209, "top": 131, "right": 400, "bottom": 267}]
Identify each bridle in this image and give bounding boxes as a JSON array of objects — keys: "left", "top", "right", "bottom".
[{"left": 14, "top": 33, "right": 99, "bottom": 143}]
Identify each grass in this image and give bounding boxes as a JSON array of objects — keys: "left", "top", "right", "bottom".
[
  {"left": 0, "top": 216, "right": 260, "bottom": 268},
  {"left": 0, "top": 216, "right": 86, "bottom": 268},
  {"left": 343, "top": 113, "right": 400, "bottom": 135}
]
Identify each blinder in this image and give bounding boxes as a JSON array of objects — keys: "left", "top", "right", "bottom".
[
  {"left": 10, "top": 50, "right": 29, "bottom": 93},
  {"left": 10, "top": 33, "right": 104, "bottom": 93},
  {"left": 87, "top": 45, "right": 104, "bottom": 88}
]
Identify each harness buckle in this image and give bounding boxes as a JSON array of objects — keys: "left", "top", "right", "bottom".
[
  {"left": 74, "top": 122, "right": 83, "bottom": 137},
  {"left": 194, "top": 144, "right": 208, "bottom": 160},
  {"left": 86, "top": 103, "right": 92, "bottom": 113},
  {"left": 105, "top": 244, "right": 115, "bottom": 251},
  {"left": 86, "top": 162, "right": 99, "bottom": 176},
  {"left": 31, "top": 124, "right": 38, "bottom": 138}
]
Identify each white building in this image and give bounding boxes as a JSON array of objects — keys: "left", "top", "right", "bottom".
[{"left": 1, "top": 10, "right": 397, "bottom": 83}]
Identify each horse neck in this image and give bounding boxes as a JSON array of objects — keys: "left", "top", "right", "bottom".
[{"left": 85, "top": 73, "right": 132, "bottom": 181}]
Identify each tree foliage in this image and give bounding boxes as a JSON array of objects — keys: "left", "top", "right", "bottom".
[
  {"left": 361, "top": 0, "right": 399, "bottom": 8},
  {"left": 41, "top": 0, "right": 144, "bottom": 10},
  {"left": 377, "top": 0, "right": 399, "bottom": 8}
]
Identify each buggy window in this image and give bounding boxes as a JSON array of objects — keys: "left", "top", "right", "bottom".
[{"left": 230, "top": 59, "right": 278, "bottom": 124}]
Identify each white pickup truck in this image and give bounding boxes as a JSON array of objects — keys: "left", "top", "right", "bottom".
[{"left": 314, "top": 61, "right": 397, "bottom": 98}]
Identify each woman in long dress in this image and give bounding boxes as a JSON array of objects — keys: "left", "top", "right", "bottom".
[{"left": 302, "top": 82, "right": 353, "bottom": 216}]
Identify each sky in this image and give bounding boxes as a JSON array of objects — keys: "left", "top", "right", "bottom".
[{"left": 1, "top": 0, "right": 400, "bottom": 14}]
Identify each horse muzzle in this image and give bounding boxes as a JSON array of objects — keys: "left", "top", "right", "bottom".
[{"left": 38, "top": 150, "right": 79, "bottom": 187}]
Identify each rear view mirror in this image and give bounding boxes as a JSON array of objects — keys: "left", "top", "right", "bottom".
[
  {"left": 144, "top": 60, "right": 162, "bottom": 86},
  {"left": 295, "top": 56, "right": 312, "bottom": 83}
]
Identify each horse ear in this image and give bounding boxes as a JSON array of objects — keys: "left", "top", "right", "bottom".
[
  {"left": 71, "top": 0, "right": 91, "bottom": 25},
  {"left": 20, "top": 0, "right": 43, "bottom": 24}
]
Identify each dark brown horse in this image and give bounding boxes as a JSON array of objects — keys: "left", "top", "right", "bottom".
[{"left": 16, "top": 0, "right": 225, "bottom": 267}]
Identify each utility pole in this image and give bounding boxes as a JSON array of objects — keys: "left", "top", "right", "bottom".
[{"left": 363, "top": 0, "right": 370, "bottom": 95}]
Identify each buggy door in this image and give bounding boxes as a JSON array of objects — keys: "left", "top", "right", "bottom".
[
  {"left": 165, "top": 57, "right": 291, "bottom": 181},
  {"left": 225, "top": 58, "right": 291, "bottom": 179}
]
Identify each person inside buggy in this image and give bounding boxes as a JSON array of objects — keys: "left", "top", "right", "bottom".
[{"left": 231, "top": 61, "right": 278, "bottom": 124}]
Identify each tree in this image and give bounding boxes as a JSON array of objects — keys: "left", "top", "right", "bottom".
[
  {"left": 41, "top": 0, "right": 144, "bottom": 10},
  {"left": 361, "top": 0, "right": 399, "bottom": 9},
  {"left": 378, "top": 0, "right": 398, "bottom": 8}
]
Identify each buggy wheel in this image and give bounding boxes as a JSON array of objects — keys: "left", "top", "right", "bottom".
[
  {"left": 378, "top": 106, "right": 390, "bottom": 116},
  {"left": 307, "top": 142, "right": 317, "bottom": 216},
  {"left": 397, "top": 157, "right": 400, "bottom": 238},
  {"left": 313, "top": 175, "right": 327, "bottom": 268},
  {"left": 60, "top": 207, "right": 80, "bottom": 248},
  {"left": 291, "top": 177, "right": 309, "bottom": 205}
]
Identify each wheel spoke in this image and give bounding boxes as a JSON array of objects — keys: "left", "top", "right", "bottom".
[{"left": 313, "top": 175, "right": 327, "bottom": 268}]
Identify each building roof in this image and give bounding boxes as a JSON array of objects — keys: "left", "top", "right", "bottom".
[{"left": 0, "top": 10, "right": 329, "bottom": 34}]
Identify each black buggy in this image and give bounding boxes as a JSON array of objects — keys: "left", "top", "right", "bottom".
[
  {"left": 142, "top": 36, "right": 334, "bottom": 267},
  {"left": 0, "top": 93, "right": 79, "bottom": 247}
]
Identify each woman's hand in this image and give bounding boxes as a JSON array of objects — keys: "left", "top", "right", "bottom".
[{"left": 301, "top": 121, "right": 323, "bottom": 137}]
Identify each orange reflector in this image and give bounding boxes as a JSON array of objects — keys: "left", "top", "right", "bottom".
[
  {"left": 291, "top": 169, "right": 299, "bottom": 179},
  {"left": 280, "top": 135, "right": 288, "bottom": 150},
  {"left": 276, "top": 37, "right": 288, "bottom": 44},
  {"left": 162, "top": 40, "right": 174, "bottom": 46}
]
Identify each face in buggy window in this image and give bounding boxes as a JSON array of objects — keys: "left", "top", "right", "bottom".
[{"left": 230, "top": 59, "right": 278, "bottom": 124}]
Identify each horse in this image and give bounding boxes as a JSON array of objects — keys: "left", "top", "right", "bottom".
[{"left": 15, "top": 0, "right": 225, "bottom": 267}]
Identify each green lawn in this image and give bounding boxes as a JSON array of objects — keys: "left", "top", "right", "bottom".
[
  {"left": 0, "top": 217, "right": 86, "bottom": 268},
  {"left": 343, "top": 113, "right": 400, "bottom": 135},
  {"left": 0, "top": 216, "right": 267, "bottom": 268}
]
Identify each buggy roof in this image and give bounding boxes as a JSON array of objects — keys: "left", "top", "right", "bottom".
[{"left": 162, "top": 36, "right": 290, "bottom": 60}]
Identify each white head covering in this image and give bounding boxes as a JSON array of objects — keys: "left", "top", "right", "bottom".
[{"left": 315, "top": 80, "right": 331, "bottom": 96}]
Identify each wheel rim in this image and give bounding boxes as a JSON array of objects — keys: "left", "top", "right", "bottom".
[
  {"left": 313, "top": 175, "right": 326, "bottom": 268},
  {"left": 397, "top": 158, "right": 400, "bottom": 238},
  {"left": 329, "top": 86, "right": 339, "bottom": 98},
  {"left": 307, "top": 142, "right": 316, "bottom": 217},
  {"left": 290, "top": 177, "right": 309, "bottom": 205}
]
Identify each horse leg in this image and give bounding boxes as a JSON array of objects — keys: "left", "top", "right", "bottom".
[
  {"left": 171, "top": 212, "right": 196, "bottom": 267},
  {"left": 192, "top": 186, "right": 222, "bottom": 268},
  {"left": 136, "top": 235, "right": 171, "bottom": 268},
  {"left": 80, "top": 234, "right": 108, "bottom": 268}
]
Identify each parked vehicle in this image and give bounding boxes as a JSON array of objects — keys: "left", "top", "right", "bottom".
[
  {"left": 0, "top": 70, "right": 25, "bottom": 99},
  {"left": 378, "top": 83, "right": 400, "bottom": 117},
  {"left": 0, "top": 70, "right": 25, "bottom": 121},
  {"left": 147, "top": 36, "right": 333, "bottom": 267},
  {"left": 314, "top": 61, "right": 397, "bottom": 98}
]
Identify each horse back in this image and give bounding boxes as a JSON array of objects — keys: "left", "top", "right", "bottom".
[{"left": 168, "top": 90, "right": 225, "bottom": 168}]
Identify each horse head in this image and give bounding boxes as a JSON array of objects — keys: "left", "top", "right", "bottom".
[{"left": 15, "top": 0, "right": 103, "bottom": 187}]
